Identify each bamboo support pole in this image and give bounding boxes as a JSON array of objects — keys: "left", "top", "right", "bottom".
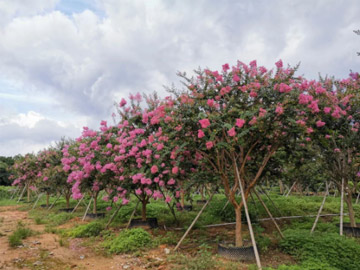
[
  {"left": 17, "top": 186, "right": 27, "bottom": 203},
  {"left": 32, "top": 193, "right": 43, "bottom": 209},
  {"left": 105, "top": 203, "right": 124, "bottom": 229},
  {"left": 253, "top": 189, "right": 284, "bottom": 239},
  {"left": 82, "top": 197, "right": 93, "bottom": 221},
  {"left": 174, "top": 193, "right": 214, "bottom": 252},
  {"left": 285, "top": 181, "right": 297, "bottom": 197},
  {"left": 340, "top": 178, "right": 344, "bottom": 236},
  {"left": 126, "top": 201, "right": 140, "bottom": 229},
  {"left": 71, "top": 197, "right": 84, "bottom": 214},
  {"left": 235, "top": 164, "right": 262, "bottom": 270},
  {"left": 310, "top": 182, "right": 329, "bottom": 234}
]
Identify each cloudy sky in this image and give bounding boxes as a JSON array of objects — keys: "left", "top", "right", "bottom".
[{"left": 0, "top": 0, "right": 359, "bottom": 157}]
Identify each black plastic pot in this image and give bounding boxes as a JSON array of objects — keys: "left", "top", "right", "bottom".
[
  {"left": 40, "top": 204, "right": 48, "bottom": 208},
  {"left": 86, "top": 213, "right": 105, "bottom": 219},
  {"left": 218, "top": 242, "right": 256, "bottom": 261},
  {"left": 336, "top": 223, "right": 360, "bottom": 237},
  {"left": 177, "top": 205, "right": 193, "bottom": 211},
  {"left": 59, "top": 208, "right": 74, "bottom": 213},
  {"left": 129, "top": 218, "right": 158, "bottom": 228},
  {"left": 196, "top": 200, "right": 207, "bottom": 205}
]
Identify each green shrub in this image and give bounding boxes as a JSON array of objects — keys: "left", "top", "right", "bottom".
[
  {"left": 8, "top": 224, "right": 34, "bottom": 247},
  {"left": 279, "top": 229, "right": 360, "bottom": 270},
  {"left": 102, "top": 228, "right": 153, "bottom": 254},
  {"left": 69, "top": 221, "right": 104, "bottom": 238}
]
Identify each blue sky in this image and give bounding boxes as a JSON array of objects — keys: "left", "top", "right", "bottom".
[{"left": 0, "top": 0, "right": 359, "bottom": 156}]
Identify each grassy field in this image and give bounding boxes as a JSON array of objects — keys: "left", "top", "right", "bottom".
[{"left": 1, "top": 186, "right": 360, "bottom": 270}]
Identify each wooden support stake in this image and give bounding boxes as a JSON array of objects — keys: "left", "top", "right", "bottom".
[
  {"left": 286, "top": 181, "right": 297, "bottom": 197},
  {"left": 253, "top": 189, "right": 284, "bottom": 239},
  {"left": 48, "top": 194, "right": 61, "bottom": 210},
  {"left": 17, "top": 185, "right": 27, "bottom": 204},
  {"left": 340, "top": 178, "right": 344, "bottom": 236},
  {"left": 10, "top": 187, "right": 19, "bottom": 200},
  {"left": 71, "top": 197, "right": 84, "bottom": 214},
  {"left": 235, "top": 163, "right": 262, "bottom": 270},
  {"left": 356, "top": 192, "right": 360, "bottom": 204},
  {"left": 311, "top": 182, "right": 329, "bottom": 234},
  {"left": 32, "top": 193, "right": 43, "bottom": 209},
  {"left": 174, "top": 193, "right": 214, "bottom": 252},
  {"left": 259, "top": 186, "right": 282, "bottom": 216},
  {"left": 82, "top": 197, "right": 93, "bottom": 221},
  {"left": 126, "top": 201, "right": 140, "bottom": 229},
  {"left": 106, "top": 203, "right": 124, "bottom": 229}
]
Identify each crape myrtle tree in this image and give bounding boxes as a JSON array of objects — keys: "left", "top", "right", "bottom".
[
  {"left": 170, "top": 60, "right": 321, "bottom": 246},
  {"left": 12, "top": 154, "right": 40, "bottom": 202},
  {"left": 39, "top": 140, "right": 74, "bottom": 208},
  {"left": 62, "top": 123, "right": 120, "bottom": 214},
  {"left": 306, "top": 72, "right": 360, "bottom": 227},
  {"left": 107, "top": 93, "right": 187, "bottom": 221}
]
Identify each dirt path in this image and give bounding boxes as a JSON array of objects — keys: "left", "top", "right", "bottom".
[{"left": 0, "top": 206, "right": 165, "bottom": 270}]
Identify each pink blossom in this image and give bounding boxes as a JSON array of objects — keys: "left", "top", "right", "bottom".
[
  {"left": 275, "top": 59, "right": 283, "bottom": 69},
  {"left": 228, "top": 127, "right": 236, "bottom": 137},
  {"left": 249, "top": 91, "right": 257, "bottom": 98},
  {"left": 236, "top": 118, "right": 245, "bottom": 128},
  {"left": 120, "top": 98, "right": 127, "bottom": 107},
  {"left": 151, "top": 165, "right": 158, "bottom": 174},
  {"left": 172, "top": 166, "right": 179, "bottom": 174},
  {"left": 316, "top": 120, "right": 325, "bottom": 127},
  {"left": 165, "top": 196, "right": 172, "bottom": 203},
  {"left": 275, "top": 105, "right": 284, "bottom": 115},
  {"left": 334, "top": 148, "right": 341, "bottom": 153},
  {"left": 207, "top": 99, "right": 215, "bottom": 107},
  {"left": 199, "top": 119, "right": 211, "bottom": 129},
  {"left": 249, "top": 116, "right": 257, "bottom": 126},
  {"left": 122, "top": 198, "right": 129, "bottom": 205},
  {"left": 43, "top": 177, "right": 48, "bottom": 181},
  {"left": 167, "top": 178, "right": 176, "bottom": 185},
  {"left": 222, "top": 63, "right": 230, "bottom": 71},
  {"left": 305, "top": 137, "right": 311, "bottom": 142},
  {"left": 324, "top": 107, "right": 331, "bottom": 114},
  {"left": 325, "top": 135, "right": 331, "bottom": 139},
  {"left": 307, "top": 127, "right": 314, "bottom": 133},
  {"left": 106, "top": 207, "right": 112, "bottom": 211},
  {"left": 206, "top": 141, "right": 214, "bottom": 149},
  {"left": 198, "top": 129, "right": 205, "bottom": 138},
  {"left": 233, "top": 74, "right": 240, "bottom": 82}
]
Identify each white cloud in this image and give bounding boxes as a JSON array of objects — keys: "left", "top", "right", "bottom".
[{"left": 0, "top": 0, "right": 359, "bottom": 156}]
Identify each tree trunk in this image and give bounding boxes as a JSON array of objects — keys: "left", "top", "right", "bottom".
[
  {"left": 27, "top": 185, "right": 30, "bottom": 202},
  {"left": 66, "top": 195, "right": 70, "bottom": 209},
  {"left": 235, "top": 206, "right": 243, "bottom": 247},
  {"left": 278, "top": 180, "right": 284, "bottom": 194},
  {"left": 141, "top": 200, "right": 147, "bottom": 221},
  {"left": 345, "top": 190, "right": 356, "bottom": 227},
  {"left": 180, "top": 189, "right": 185, "bottom": 208},
  {"left": 93, "top": 195, "right": 97, "bottom": 214}
]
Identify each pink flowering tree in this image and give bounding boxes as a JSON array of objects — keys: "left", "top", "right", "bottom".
[
  {"left": 305, "top": 73, "right": 360, "bottom": 227},
  {"left": 39, "top": 141, "right": 74, "bottom": 208},
  {"left": 171, "top": 60, "right": 320, "bottom": 246},
  {"left": 11, "top": 154, "right": 40, "bottom": 202},
  {"left": 62, "top": 124, "right": 123, "bottom": 214},
  {"left": 108, "top": 94, "right": 183, "bottom": 221}
]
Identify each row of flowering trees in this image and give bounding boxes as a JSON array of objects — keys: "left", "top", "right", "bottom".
[{"left": 11, "top": 60, "right": 360, "bottom": 247}]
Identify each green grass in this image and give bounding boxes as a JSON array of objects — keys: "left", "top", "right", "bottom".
[
  {"left": 8, "top": 223, "right": 34, "bottom": 247},
  {"left": 102, "top": 228, "right": 153, "bottom": 254},
  {"left": 68, "top": 221, "right": 105, "bottom": 238},
  {"left": 279, "top": 229, "right": 360, "bottom": 270}
]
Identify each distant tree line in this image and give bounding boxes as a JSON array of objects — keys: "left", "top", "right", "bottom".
[{"left": 0, "top": 156, "right": 15, "bottom": 185}]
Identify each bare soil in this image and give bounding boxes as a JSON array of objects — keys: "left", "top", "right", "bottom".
[{"left": 0, "top": 205, "right": 295, "bottom": 270}]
